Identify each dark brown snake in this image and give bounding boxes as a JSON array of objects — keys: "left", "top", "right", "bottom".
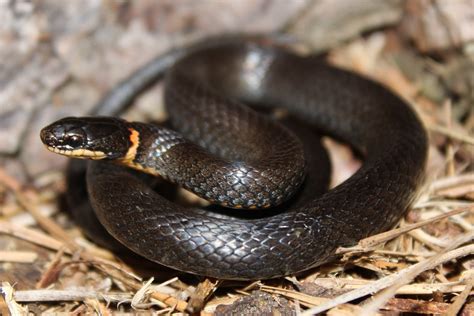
[{"left": 40, "top": 37, "right": 428, "bottom": 280}]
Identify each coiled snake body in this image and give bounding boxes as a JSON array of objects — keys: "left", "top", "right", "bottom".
[{"left": 40, "top": 37, "right": 427, "bottom": 280}]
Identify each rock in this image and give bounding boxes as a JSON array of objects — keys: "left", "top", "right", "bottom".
[{"left": 215, "top": 291, "right": 295, "bottom": 316}]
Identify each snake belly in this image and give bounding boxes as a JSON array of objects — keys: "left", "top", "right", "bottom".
[{"left": 85, "top": 38, "right": 428, "bottom": 280}]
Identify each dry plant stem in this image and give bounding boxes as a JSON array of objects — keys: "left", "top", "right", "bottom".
[
  {"left": 371, "top": 249, "right": 435, "bottom": 257},
  {"left": 93, "top": 265, "right": 188, "bottom": 312},
  {"left": 337, "top": 206, "right": 471, "bottom": 253},
  {"left": 313, "top": 278, "right": 469, "bottom": 295},
  {"left": 0, "top": 168, "right": 78, "bottom": 250},
  {"left": 302, "top": 233, "right": 474, "bottom": 316},
  {"left": 0, "top": 282, "right": 28, "bottom": 315},
  {"left": 0, "top": 169, "right": 189, "bottom": 313},
  {"left": 131, "top": 278, "right": 165, "bottom": 309},
  {"left": 430, "top": 173, "right": 474, "bottom": 192},
  {"left": 38, "top": 259, "right": 188, "bottom": 312},
  {"left": 0, "top": 220, "right": 68, "bottom": 254},
  {"left": 427, "top": 124, "right": 474, "bottom": 145},
  {"left": 36, "top": 247, "right": 67, "bottom": 289},
  {"left": 443, "top": 275, "right": 474, "bottom": 316},
  {"left": 186, "top": 279, "right": 220, "bottom": 313},
  {"left": 85, "top": 298, "right": 111, "bottom": 315},
  {"left": 414, "top": 200, "right": 473, "bottom": 209},
  {"left": 10, "top": 288, "right": 132, "bottom": 302},
  {"left": 149, "top": 288, "right": 188, "bottom": 312},
  {"left": 70, "top": 304, "right": 88, "bottom": 315},
  {"left": 443, "top": 101, "right": 455, "bottom": 176},
  {"left": 0, "top": 220, "right": 115, "bottom": 260},
  {"left": 259, "top": 285, "right": 356, "bottom": 310},
  {"left": 408, "top": 229, "right": 447, "bottom": 250},
  {"left": 356, "top": 232, "right": 474, "bottom": 316},
  {"left": 384, "top": 298, "right": 474, "bottom": 315},
  {"left": 0, "top": 250, "right": 37, "bottom": 263},
  {"left": 0, "top": 292, "right": 10, "bottom": 316}
]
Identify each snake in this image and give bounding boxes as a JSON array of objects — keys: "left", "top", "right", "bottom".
[{"left": 40, "top": 36, "right": 428, "bottom": 280}]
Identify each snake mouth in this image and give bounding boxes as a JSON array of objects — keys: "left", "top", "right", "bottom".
[{"left": 46, "top": 146, "right": 107, "bottom": 160}]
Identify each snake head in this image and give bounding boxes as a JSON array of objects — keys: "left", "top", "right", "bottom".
[{"left": 40, "top": 116, "right": 133, "bottom": 160}]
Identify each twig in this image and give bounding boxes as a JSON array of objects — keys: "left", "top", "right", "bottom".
[
  {"left": 9, "top": 288, "right": 131, "bottom": 302},
  {"left": 312, "top": 278, "right": 469, "bottom": 295},
  {"left": 301, "top": 232, "right": 473, "bottom": 315},
  {"left": 0, "top": 294, "right": 9, "bottom": 316},
  {"left": 0, "top": 169, "right": 191, "bottom": 311},
  {"left": 0, "top": 250, "right": 37, "bottom": 263},
  {"left": 357, "top": 231, "right": 474, "bottom": 315},
  {"left": 0, "top": 220, "right": 68, "bottom": 252},
  {"left": 408, "top": 229, "right": 449, "bottom": 249},
  {"left": 36, "top": 247, "right": 67, "bottom": 289},
  {"left": 131, "top": 277, "right": 167, "bottom": 309},
  {"left": 260, "top": 285, "right": 344, "bottom": 308},
  {"left": 0, "top": 168, "right": 78, "bottom": 250},
  {"left": 443, "top": 273, "right": 474, "bottom": 316},
  {"left": 337, "top": 206, "right": 471, "bottom": 253},
  {"left": 370, "top": 249, "right": 436, "bottom": 257},
  {"left": 429, "top": 173, "right": 474, "bottom": 192},
  {"left": 84, "top": 298, "right": 112, "bottom": 315},
  {"left": 186, "top": 279, "right": 221, "bottom": 313},
  {"left": 0, "top": 282, "right": 28, "bottom": 314},
  {"left": 427, "top": 124, "right": 474, "bottom": 145},
  {"left": 384, "top": 298, "right": 473, "bottom": 315},
  {"left": 0, "top": 220, "right": 115, "bottom": 260}
]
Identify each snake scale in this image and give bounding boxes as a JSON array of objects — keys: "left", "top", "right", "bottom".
[{"left": 40, "top": 37, "right": 428, "bottom": 280}]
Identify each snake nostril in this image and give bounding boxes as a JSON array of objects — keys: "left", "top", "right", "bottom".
[{"left": 40, "top": 129, "right": 56, "bottom": 146}]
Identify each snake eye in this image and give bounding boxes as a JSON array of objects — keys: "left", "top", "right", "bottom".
[{"left": 65, "top": 134, "right": 84, "bottom": 147}]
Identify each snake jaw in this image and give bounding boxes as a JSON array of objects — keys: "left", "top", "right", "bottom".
[{"left": 45, "top": 145, "right": 107, "bottom": 160}]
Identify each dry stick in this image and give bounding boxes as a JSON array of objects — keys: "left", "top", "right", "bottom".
[
  {"left": 0, "top": 169, "right": 189, "bottom": 312},
  {"left": 427, "top": 124, "right": 474, "bottom": 145},
  {"left": 259, "top": 285, "right": 357, "bottom": 310},
  {"left": 337, "top": 206, "right": 472, "bottom": 254},
  {"left": 130, "top": 278, "right": 166, "bottom": 309},
  {"left": 408, "top": 229, "right": 447, "bottom": 250},
  {"left": 0, "top": 250, "right": 38, "bottom": 263},
  {"left": 186, "top": 279, "right": 221, "bottom": 313},
  {"left": 356, "top": 231, "right": 474, "bottom": 316},
  {"left": 443, "top": 275, "right": 474, "bottom": 316},
  {"left": 36, "top": 247, "right": 67, "bottom": 289},
  {"left": 429, "top": 173, "right": 474, "bottom": 192},
  {"left": 0, "top": 220, "right": 69, "bottom": 253},
  {"left": 92, "top": 266, "right": 188, "bottom": 312},
  {"left": 70, "top": 304, "right": 88, "bottom": 316},
  {"left": 301, "top": 234, "right": 473, "bottom": 316},
  {"left": 10, "top": 288, "right": 132, "bottom": 303},
  {"left": 0, "top": 296, "right": 9, "bottom": 316},
  {"left": 414, "top": 200, "right": 472, "bottom": 209},
  {"left": 385, "top": 298, "right": 473, "bottom": 315},
  {"left": 0, "top": 220, "right": 142, "bottom": 287},
  {"left": 0, "top": 282, "right": 28, "bottom": 315},
  {"left": 85, "top": 298, "right": 111, "bottom": 316},
  {"left": 312, "top": 278, "right": 469, "bottom": 295},
  {"left": 0, "top": 168, "right": 78, "bottom": 251},
  {"left": 371, "top": 249, "right": 436, "bottom": 257},
  {"left": 443, "top": 101, "right": 456, "bottom": 176},
  {"left": 0, "top": 220, "right": 115, "bottom": 260}
]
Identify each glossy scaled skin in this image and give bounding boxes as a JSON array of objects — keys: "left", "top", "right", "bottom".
[
  {"left": 62, "top": 38, "right": 428, "bottom": 279},
  {"left": 128, "top": 118, "right": 305, "bottom": 209}
]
